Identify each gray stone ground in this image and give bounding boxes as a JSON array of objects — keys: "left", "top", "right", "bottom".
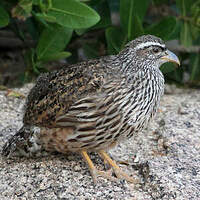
[{"left": 0, "top": 83, "right": 200, "bottom": 200}]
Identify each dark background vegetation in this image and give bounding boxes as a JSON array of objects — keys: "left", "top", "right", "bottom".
[{"left": 0, "top": 0, "right": 200, "bottom": 88}]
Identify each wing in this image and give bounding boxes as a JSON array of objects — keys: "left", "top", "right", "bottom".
[{"left": 23, "top": 59, "right": 121, "bottom": 128}]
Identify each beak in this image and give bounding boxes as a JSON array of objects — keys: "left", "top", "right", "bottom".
[{"left": 161, "top": 50, "right": 180, "bottom": 66}]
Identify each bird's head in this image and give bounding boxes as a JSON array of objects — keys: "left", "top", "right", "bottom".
[{"left": 119, "top": 35, "right": 180, "bottom": 71}]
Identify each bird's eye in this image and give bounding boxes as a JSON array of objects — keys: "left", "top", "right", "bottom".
[{"left": 152, "top": 47, "right": 160, "bottom": 53}]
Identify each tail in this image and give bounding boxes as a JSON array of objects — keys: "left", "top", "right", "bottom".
[{"left": 2, "top": 126, "right": 42, "bottom": 157}]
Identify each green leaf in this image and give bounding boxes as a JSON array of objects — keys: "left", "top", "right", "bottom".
[
  {"left": 106, "top": 27, "right": 127, "bottom": 54},
  {"left": 24, "top": 48, "right": 41, "bottom": 75},
  {"left": 0, "top": 6, "right": 9, "bottom": 28},
  {"left": 75, "top": 28, "right": 87, "bottom": 35},
  {"left": 32, "top": 0, "right": 40, "bottom": 5},
  {"left": 120, "top": 0, "right": 149, "bottom": 40},
  {"left": 25, "top": 17, "right": 39, "bottom": 40},
  {"left": 145, "top": 17, "right": 177, "bottom": 40},
  {"left": 152, "top": 0, "right": 168, "bottom": 5},
  {"left": 89, "top": 0, "right": 111, "bottom": 29},
  {"left": 189, "top": 54, "right": 200, "bottom": 81},
  {"left": 165, "top": 68, "right": 183, "bottom": 83},
  {"left": 176, "top": 0, "right": 196, "bottom": 47},
  {"left": 160, "top": 63, "right": 176, "bottom": 74},
  {"left": 36, "top": 24, "right": 73, "bottom": 60},
  {"left": 11, "top": 0, "right": 32, "bottom": 20},
  {"left": 45, "top": 0, "right": 100, "bottom": 29},
  {"left": 83, "top": 43, "right": 100, "bottom": 59},
  {"left": 32, "top": 11, "right": 53, "bottom": 29},
  {"left": 40, "top": 51, "right": 71, "bottom": 62},
  {"left": 180, "top": 21, "right": 193, "bottom": 47},
  {"left": 75, "top": 0, "right": 111, "bottom": 36},
  {"left": 191, "top": 0, "right": 200, "bottom": 31},
  {"left": 167, "top": 20, "right": 181, "bottom": 40},
  {"left": 132, "top": 15, "right": 144, "bottom": 38},
  {"left": 176, "top": 0, "right": 193, "bottom": 16},
  {"left": 34, "top": 13, "right": 57, "bottom": 23},
  {"left": 108, "top": 0, "right": 119, "bottom": 12}
]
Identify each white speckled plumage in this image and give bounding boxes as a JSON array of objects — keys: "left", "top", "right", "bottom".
[{"left": 2, "top": 35, "right": 178, "bottom": 159}]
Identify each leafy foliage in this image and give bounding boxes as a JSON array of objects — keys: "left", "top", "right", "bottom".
[
  {"left": 0, "top": 0, "right": 200, "bottom": 86},
  {"left": 0, "top": 6, "right": 9, "bottom": 27}
]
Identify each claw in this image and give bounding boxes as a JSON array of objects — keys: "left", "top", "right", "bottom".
[
  {"left": 99, "top": 150, "right": 136, "bottom": 183},
  {"left": 81, "top": 150, "right": 137, "bottom": 183}
]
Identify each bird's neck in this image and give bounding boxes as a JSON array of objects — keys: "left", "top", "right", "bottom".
[{"left": 101, "top": 53, "right": 164, "bottom": 85}]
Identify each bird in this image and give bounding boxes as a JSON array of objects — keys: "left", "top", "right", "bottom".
[{"left": 2, "top": 35, "right": 180, "bottom": 183}]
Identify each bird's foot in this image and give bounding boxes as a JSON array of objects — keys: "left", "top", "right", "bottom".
[
  {"left": 91, "top": 168, "right": 118, "bottom": 183},
  {"left": 98, "top": 150, "right": 137, "bottom": 183},
  {"left": 81, "top": 150, "right": 137, "bottom": 184}
]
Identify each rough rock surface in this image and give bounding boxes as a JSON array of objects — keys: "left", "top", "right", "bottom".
[{"left": 0, "top": 83, "right": 200, "bottom": 200}]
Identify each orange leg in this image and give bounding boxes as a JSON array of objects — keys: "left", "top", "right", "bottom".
[
  {"left": 81, "top": 150, "right": 118, "bottom": 183},
  {"left": 98, "top": 150, "right": 136, "bottom": 183},
  {"left": 81, "top": 150, "right": 136, "bottom": 183}
]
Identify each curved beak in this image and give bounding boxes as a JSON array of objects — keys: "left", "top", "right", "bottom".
[{"left": 161, "top": 50, "right": 180, "bottom": 66}]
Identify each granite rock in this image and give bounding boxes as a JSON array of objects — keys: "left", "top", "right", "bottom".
[{"left": 0, "top": 84, "right": 199, "bottom": 200}]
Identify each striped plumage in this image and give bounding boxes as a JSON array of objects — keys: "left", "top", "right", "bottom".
[{"left": 2, "top": 35, "right": 180, "bottom": 183}]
